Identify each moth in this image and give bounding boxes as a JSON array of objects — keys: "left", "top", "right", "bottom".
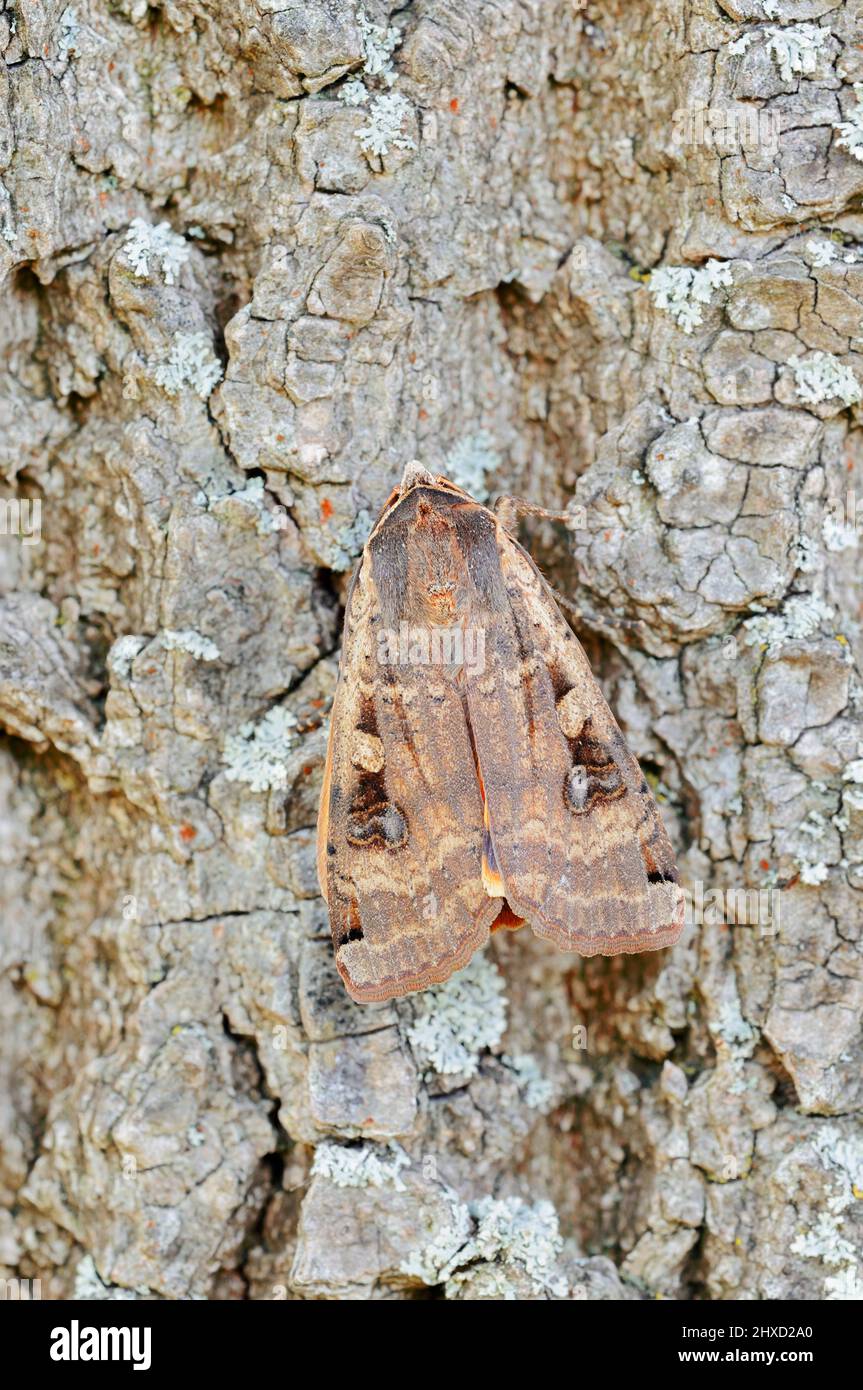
[{"left": 317, "top": 462, "right": 684, "bottom": 1003}]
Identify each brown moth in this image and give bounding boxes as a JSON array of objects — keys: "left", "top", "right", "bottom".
[{"left": 317, "top": 462, "right": 685, "bottom": 1003}]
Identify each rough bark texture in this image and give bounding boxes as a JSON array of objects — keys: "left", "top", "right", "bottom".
[{"left": 2, "top": 0, "right": 862, "bottom": 1301}]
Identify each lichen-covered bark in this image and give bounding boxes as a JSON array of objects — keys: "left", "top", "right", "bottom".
[{"left": 1, "top": 0, "right": 861, "bottom": 1301}]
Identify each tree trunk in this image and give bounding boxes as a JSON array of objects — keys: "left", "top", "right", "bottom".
[{"left": 2, "top": 0, "right": 862, "bottom": 1301}]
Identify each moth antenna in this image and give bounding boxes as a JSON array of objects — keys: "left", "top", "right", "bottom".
[
  {"left": 494, "top": 493, "right": 579, "bottom": 533},
  {"left": 399, "top": 459, "right": 437, "bottom": 496}
]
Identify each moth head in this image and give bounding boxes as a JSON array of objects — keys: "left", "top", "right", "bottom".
[
  {"left": 369, "top": 463, "right": 482, "bottom": 547},
  {"left": 398, "top": 460, "right": 475, "bottom": 503},
  {"left": 399, "top": 460, "right": 438, "bottom": 496},
  {"left": 373, "top": 463, "right": 442, "bottom": 524}
]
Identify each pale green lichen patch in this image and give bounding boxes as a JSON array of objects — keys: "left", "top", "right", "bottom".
[
  {"left": 789, "top": 352, "right": 861, "bottom": 408},
  {"left": 835, "top": 85, "right": 863, "bottom": 164},
  {"left": 222, "top": 706, "right": 298, "bottom": 792},
  {"left": 728, "top": 24, "right": 829, "bottom": 85},
  {"left": 312, "top": 1139, "right": 410, "bottom": 1191},
  {"left": 108, "top": 634, "right": 148, "bottom": 680},
  {"left": 357, "top": 93, "right": 416, "bottom": 157},
  {"left": 405, "top": 952, "right": 507, "bottom": 1078},
  {"left": 647, "top": 260, "right": 733, "bottom": 333},
  {"left": 503, "top": 1053, "right": 555, "bottom": 1110},
  {"left": 790, "top": 1125, "right": 863, "bottom": 1299},
  {"left": 345, "top": 2, "right": 414, "bottom": 161},
  {"left": 741, "top": 594, "right": 835, "bottom": 654},
  {"left": 152, "top": 332, "right": 223, "bottom": 398},
  {"left": 122, "top": 218, "right": 190, "bottom": 285},
  {"left": 355, "top": 5, "right": 400, "bottom": 83},
  {"left": 402, "top": 1192, "right": 567, "bottom": 1299},
  {"left": 804, "top": 238, "right": 838, "bottom": 269},
  {"left": 161, "top": 629, "right": 220, "bottom": 661}
]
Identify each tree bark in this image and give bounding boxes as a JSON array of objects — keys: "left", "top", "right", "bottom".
[{"left": 1, "top": 0, "right": 862, "bottom": 1300}]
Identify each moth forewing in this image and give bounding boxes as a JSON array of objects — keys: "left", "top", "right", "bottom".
[
  {"left": 318, "top": 498, "right": 499, "bottom": 1003},
  {"left": 466, "top": 523, "right": 685, "bottom": 956}
]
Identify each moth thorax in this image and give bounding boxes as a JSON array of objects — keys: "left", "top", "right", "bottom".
[{"left": 413, "top": 498, "right": 454, "bottom": 542}]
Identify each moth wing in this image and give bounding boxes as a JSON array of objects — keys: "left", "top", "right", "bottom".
[
  {"left": 318, "top": 552, "right": 498, "bottom": 1003},
  {"left": 466, "top": 533, "right": 684, "bottom": 955}
]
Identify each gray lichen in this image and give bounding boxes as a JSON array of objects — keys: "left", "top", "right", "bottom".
[{"left": 405, "top": 952, "right": 508, "bottom": 1078}]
